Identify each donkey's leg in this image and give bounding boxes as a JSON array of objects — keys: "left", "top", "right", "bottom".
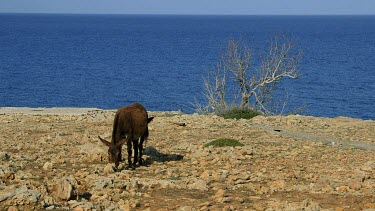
[
  {"left": 119, "top": 136, "right": 127, "bottom": 162},
  {"left": 139, "top": 135, "right": 145, "bottom": 166},
  {"left": 127, "top": 140, "right": 133, "bottom": 169},
  {"left": 118, "top": 146, "right": 122, "bottom": 162},
  {"left": 132, "top": 139, "right": 139, "bottom": 170}
]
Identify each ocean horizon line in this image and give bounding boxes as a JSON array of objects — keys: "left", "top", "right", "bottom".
[{"left": 1, "top": 12, "right": 374, "bottom": 17}]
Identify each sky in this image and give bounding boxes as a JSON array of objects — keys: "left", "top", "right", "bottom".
[{"left": 0, "top": 0, "right": 374, "bottom": 15}]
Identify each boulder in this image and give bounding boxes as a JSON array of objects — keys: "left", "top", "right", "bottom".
[{"left": 52, "top": 175, "right": 79, "bottom": 201}]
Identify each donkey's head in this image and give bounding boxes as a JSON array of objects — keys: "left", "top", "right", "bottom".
[{"left": 98, "top": 136, "right": 126, "bottom": 168}]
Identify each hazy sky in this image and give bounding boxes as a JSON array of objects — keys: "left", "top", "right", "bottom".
[{"left": 0, "top": 0, "right": 374, "bottom": 15}]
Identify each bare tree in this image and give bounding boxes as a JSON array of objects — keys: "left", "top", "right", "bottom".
[
  {"left": 205, "top": 62, "right": 228, "bottom": 112},
  {"left": 198, "top": 34, "right": 302, "bottom": 116},
  {"left": 192, "top": 62, "right": 228, "bottom": 114}
]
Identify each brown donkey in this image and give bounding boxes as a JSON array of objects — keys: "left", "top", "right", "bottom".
[{"left": 99, "top": 103, "right": 154, "bottom": 170}]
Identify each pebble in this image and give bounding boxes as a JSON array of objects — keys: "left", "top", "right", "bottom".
[{"left": 103, "top": 163, "right": 116, "bottom": 174}]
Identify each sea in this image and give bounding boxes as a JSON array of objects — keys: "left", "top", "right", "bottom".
[{"left": 0, "top": 14, "right": 374, "bottom": 119}]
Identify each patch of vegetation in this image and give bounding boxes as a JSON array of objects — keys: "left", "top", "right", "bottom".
[
  {"left": 0, "top": 152, "right": 10, "bottom": 161},
  {"left": 218, "top": 107, "right": 261, "bottom": 120},
  {"left": 204, "top": 138, "right": 244, "bottom": 148}
]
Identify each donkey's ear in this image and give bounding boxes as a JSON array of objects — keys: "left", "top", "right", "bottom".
[
  {"left": 148, "top": 117, "right": 154, "bottom": 123},
  {"left": 116, "top": 138, "right": 127, "bottom": 147},
  {"left": 98, "top": 136, "right": 111, "bottom": 147}
]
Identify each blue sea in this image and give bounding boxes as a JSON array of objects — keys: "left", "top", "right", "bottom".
[{"left": 0, "top": 14, "right": 374, "bottom": 119}]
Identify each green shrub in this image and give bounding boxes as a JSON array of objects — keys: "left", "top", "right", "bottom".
[
  {"left": 218, "top": 107, "right": 261, "bottom": 120},
  {"left": 204, "top": 138, "right": 244, "bottom": 148}
]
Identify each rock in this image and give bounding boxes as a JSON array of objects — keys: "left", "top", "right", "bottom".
[
  {"left": 127, "top": 180, "right": 141, "bottom": 191},
  {"left": 143, "top": 178, "right": 180, "bottom": 189},
  {"left": 43, "top": 162, "right": 53, "bottom": 170},
  {"left": 302, "top": 198, "right": 322, "bottom": 211},
  {"left": 118, "top": 199, "right": 131, "bottom": 211},
  {"left": 287, "top": 118, "right": 302, "bottom": 125},
  {"left": 221, "top": 170, "right": 230, "bottom": 180},
  {"left": 187, "top": 178, "right": 208, "bottom": 191},
  {"left": 177, "top": 206, "right": 196, "bottom": 211},
  {"left": 46, "top": 205, "right": 57, "bottom": 210},
  {"left": 0, "top": 172, "right": 15, "bottom": 183},
  {"left": 336, "top": 186, "right": 348, "bottom": 194},
  {"left": 364, "top": 202, "right": 375, "bottom": 209},
  {"left": 8, "top": 189, "right": 41, "bottom": 206},
  {"left": 130, "top": 199, "right": 141, "bottom": 208},
  {"left": 52, "top": 175, "right": 78, "bottom": 201},
  {"left": 41, "top": 196, "right": 56, "bottom": 208},
  {"left": 223, "top": 205, "right": 236, "bottom": 211},
  {"left": 213, "top": 188, "right": 232, "bottom": 203},
  {"left": 0, "top": 152, "right": 11, "bottom": 161},
  {"left": 69, "top": 201, "right": 95, "bottom": 211},
  {"left": 103, "top": 163, "right": 116, "bottom": 174},
  {"left": 360, "top": 161, "right": 374, "bottom": 172},
  {"left": 78, "top": 143, "right": 106, "bottom": 162},
  {"left": 198, "top": 201, "right": 212, "bottom": 207},
  {"left": 200, "top": 170, "right": 211, "bottom": 181},
  {"left": 215, "top": 189, "right": 226, "bottom": 198},
  {"left": 269, "top": 179, "right": 286, "bottom": 192},
  {"left": 253, "top": 203, "right": 267, "bottom": 210},
  {"left": 93, "top": 178, "right": 115, "bottom": 190},
  {"left": 221, "top": 197, "right": 234, "bottom": 203},
  {"left": 7, "top": 206, "right": 18, "bottom": 211},
  {"left": 348, "top": 180, "right": 362, "bottom": 191},
  {"left": 212, "top": 172, "right": 223, "bottom": 182},
  {"left": 235, "top": 197, "right": 245, "bottom": 203}
]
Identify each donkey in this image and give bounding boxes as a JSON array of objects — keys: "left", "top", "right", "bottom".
[{"left": 99, "top": 103, "right": 154, "bottom": 170}]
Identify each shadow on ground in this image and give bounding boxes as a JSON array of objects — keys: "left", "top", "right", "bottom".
[{"left": 143, "top": 146, "right": 184, "bottom": 165}]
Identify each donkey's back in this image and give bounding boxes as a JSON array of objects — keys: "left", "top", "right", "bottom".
[{"left": 116, "top": 103, "right": 149, "bottom": 140}]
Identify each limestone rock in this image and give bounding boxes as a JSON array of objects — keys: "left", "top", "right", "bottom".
[
  {"left": 78, "top": 143, "right": 106, "bottom": 162},
  {"left": 52, "top": 175, "right": 79, "bottom": 201},
  {"left": 103, "top": 163, "right": 116, "bottom": 174},
  {"left": 7, "top": 206, "right": 18, "bottom": 211},
  {"left": 93, "top": 178, "right": 115, "bottom": 190},
  {"left": 3, "top": 189, "right": 41, "bottom": 206},
  {"left": 41, "top": 196, "right": 56, "bottom": 208},
  {"left": 186, "top": 178, "right": 208, "bottom": 191},
  {"left": 43, "top": 161, "right": 53, "bottom": 171},
  {"left": 177, "top": 206, "right": 196, "bottom": 211}
]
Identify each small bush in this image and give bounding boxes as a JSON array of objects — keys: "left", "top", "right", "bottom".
[
  {"left": 218, "top": 107, "right": 261, "bottom": 120},
  {"left": 204, "top": 138, "right": 244, "bottom": 148}
]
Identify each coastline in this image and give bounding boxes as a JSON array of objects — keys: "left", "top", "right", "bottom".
[
  {"left": 0, "top": 107, "right": 102, "bottom": 115},
  {"left": 0, "top": 106, "right": 373, "bottom": 120}
]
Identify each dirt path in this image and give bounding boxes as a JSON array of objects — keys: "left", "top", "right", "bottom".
[{"left": 251, "top": 123, "right": 375, "bottom": 150}]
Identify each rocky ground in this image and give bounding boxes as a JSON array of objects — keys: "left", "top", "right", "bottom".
[{"left": 0, "top": 108, "right": 374, "bottom": 210}]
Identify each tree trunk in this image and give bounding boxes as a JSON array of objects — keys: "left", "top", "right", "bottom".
[{"left": 240, "top": 91, "right": 248, "bottom": 108}]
